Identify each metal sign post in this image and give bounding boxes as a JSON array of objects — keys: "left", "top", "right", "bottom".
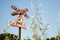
[{"left": 19, "top": 27, "right": 21, "bottom": 40}]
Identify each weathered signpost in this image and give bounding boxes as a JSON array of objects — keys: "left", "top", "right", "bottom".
[{"left": 11, "top": 5, "right": 29, "bottom": 40}]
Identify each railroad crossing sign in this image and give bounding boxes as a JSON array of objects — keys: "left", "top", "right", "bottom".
[
  {"left": 11, "top": 5, "right": 29, "bottom": 40},
  {"left": 11, "top": 5, "right": 29, "bottom": 29}
]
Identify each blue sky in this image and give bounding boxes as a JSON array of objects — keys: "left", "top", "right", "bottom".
[{"left": 0, "top": 0, "right": 60, "bottom": 40}]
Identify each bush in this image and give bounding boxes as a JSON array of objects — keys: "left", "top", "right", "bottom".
[{"left": 0, "top": 33, "right": 19, "bottom": 40}]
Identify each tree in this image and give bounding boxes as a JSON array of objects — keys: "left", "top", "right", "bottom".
[
  {"left": 0, "top": 33, "right": 19, "bottom": 40},
  {"left": 46, "top": 38, "right": 50, "bottom": 40},
  {"left": 30, "top": 1, "right": 51, "bottom": 40},
  {"left": 24, "top": 37, "right": 31, "bottom": 40},
  {"left": 51, "top": 37, "right": 55, "bottom": 40},
  {"left": 56, "top": 30, "right": 60, "bottom": 40}
]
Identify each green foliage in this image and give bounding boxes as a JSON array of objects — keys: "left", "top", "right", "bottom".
[
  {"left": 0, "top": 33, "right": 18, "bottom": 40},
  {"left": 33, "top": 35, "right": 41, "bottom": 40},
  {"left": 46, "top": 35, "right": 60, "bottom": 40},
  {"left": 46, "top": 38, "right": 50, "bottom": 40},
  {"left": 24, "top": 37, "right": 31, "bottom": 40},
  {"left": 51, "top": 37, "right": 55, "bottom": 40}
]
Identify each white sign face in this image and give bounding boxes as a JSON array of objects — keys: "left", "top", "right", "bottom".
[
  {"left": 17, "top": 16, "right": 26, "bottom": 29},
  {"left": 17, "top": 17, "right": 24, "bottom": 27}
]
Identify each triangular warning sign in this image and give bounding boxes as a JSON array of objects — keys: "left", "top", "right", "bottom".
[{"left": 11, "top": 16, "right": 26, "bottom": 29}]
